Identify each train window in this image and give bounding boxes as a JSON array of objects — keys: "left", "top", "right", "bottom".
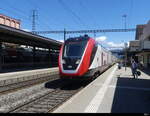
[
  {"left": 63, "top": 41, "right": 87, "bottom": 58},
  {"left": 90, "top": 43, "right": 98, "bottom": 65}
]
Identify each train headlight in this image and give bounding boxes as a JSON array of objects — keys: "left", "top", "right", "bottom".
[
  {"left": 75, "top": 59, "right": 81, "bottom": 64},
  {"left": 62, "top": 59, "right": 66, "bottom": 64}
]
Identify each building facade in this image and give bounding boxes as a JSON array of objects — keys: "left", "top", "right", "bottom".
[
  {"left": 129, "top": 20, "right": 150, "bottom": 68},
  {"left": 0, "top": 14, "right": 20, "bottom": 29}
]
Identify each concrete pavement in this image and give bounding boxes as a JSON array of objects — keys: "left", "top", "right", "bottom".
[{"left": 53, "top": 65, "right": 150, "bottom": 113}]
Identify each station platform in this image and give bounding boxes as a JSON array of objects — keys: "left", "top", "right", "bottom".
[
  {"left": 0, "top": 67, "right": 59, "bottom": 87},
  {"left": 53, "top": 64, "right": 150, "bottom": 113}
]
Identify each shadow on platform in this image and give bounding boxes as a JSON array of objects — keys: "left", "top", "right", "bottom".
[
  {"left": 111, "top": 77, "right": 150, "bottom": 113},
  {"left": 140, "top": 68, "right": 150, "bottom": 76}
]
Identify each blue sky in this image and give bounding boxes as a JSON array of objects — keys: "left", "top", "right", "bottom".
[{"left": 0, "top": 0, "right": 149, "bottom": 49}]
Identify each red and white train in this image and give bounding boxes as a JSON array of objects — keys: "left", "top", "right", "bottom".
[{"left": 58, "top": 35, "right": 117, "bottom": 80}]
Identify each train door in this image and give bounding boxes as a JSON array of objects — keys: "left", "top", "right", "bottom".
[
  {"left": 107, "top": 53, "right": 109, "bottom": 65},
  {"left": 101, "top": 52, "right": 103, "bottom": 66}
]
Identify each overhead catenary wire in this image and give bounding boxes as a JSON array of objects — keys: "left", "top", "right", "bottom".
[
  {"left": 129, "top": 0, "right": 133, "bottom": 26},
  {"left": 79, "top": 1, "right": 100, "bottom": 29},
  {"left": 0, "top": 0, "right": 53, "bottom": 31},
  {"left": 0, "top": 7, "right": 29, "bottom": 21},
  {"left": 0, "top": 7, "right": 49, "bottom": 31},
  {"left": 34, "top": 28, "right": 136, "bottom": 34},
  {"left": 28, "top": 0, "right": 66, "bottom": 30},
  {"left": 28, "top": 0, "right": 53, "bottom": 29},
  {"left": 57, "top": 0, "right": 88, "bottom": 29}
]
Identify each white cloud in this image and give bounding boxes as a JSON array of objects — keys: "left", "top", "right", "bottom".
[
  {"left": 22, "top": 29, "right": 31, "bottom": 32},
  {"left": 95, "top": 36, "right": 107, "bottom": 42},
  {"left": 107, "top": 42, "right": 124, "bottom": 48},
  {"left": 55, "top": 36, "right": 129, "bottom": 49},
  {"left": 57, "top": 39, "right": 64, "bottom": 43},
  {"left": 95, "top": 36, "right": 124, "bottom": 49}
]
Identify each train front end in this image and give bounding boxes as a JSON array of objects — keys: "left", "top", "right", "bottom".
[{"left": 58, "top": 35, "right": 95, "bottom": 79}]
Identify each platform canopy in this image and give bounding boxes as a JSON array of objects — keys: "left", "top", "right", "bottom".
[{"left": 0, "top": 24, "right": 62, "bottom": 50}]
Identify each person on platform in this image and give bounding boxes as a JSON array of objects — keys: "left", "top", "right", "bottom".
[
  {"left": 118, "top": 62, "right": 121, "bottom": 69},
  {"left": 131, "top": 60, "right": 138, "bottom": 78}
]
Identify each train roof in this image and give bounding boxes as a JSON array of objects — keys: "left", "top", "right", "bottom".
[
  {"left": 65, "top": 35, "right": 90, "bottom": 42},
  {"left": 65, "top": 35, "right": 112, "bottom": 54},
  {"left": 95, "top": 41, "right": 111, "bottom": 53}
]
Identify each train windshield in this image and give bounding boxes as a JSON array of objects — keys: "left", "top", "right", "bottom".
[{"left": 63, "top": 41, "right": 87, "bottom": 58}]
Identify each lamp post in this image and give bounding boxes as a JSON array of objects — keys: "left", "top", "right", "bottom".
[{"left": 124, "top": 42, "right": 128, "bottom": 71}]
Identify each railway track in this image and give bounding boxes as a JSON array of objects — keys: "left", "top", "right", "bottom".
[
  {"left": 8, "top": 80, "right": 86, "bottom": 113},
  {"left": 0, "top": 73, "right": 59, "bottom": 95},
  {"left": 0, "top": 65, "right": 114, "bottom": 113}
]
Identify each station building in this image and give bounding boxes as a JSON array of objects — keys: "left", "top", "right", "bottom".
[
  {"left": 0, "top": 14, "right": 62, "bottom": 72},
  {"left": 129, "top": 20, "right": 150, "bottom": 68},
  {"left": 0, "top": 14, "right": 20, "bottom": 29}
]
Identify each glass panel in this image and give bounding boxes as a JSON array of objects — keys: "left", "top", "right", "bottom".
[{"left": 63, "top": 41, "right": 87, "bottom": 58}]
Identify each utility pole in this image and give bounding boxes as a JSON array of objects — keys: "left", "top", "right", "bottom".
[
  {"left": 31, "top": 10, "right": 38, "bottom": 32},
  {"left": 124, "top": 42, "right": 128, "bottom": 71},
  {"left": 64, "top": 28, "right": 66, "bottom": 42},
  {"left": 93, "top": 30, "right": 96, "bottom": 39},
  {"left": 122, "top": 14, "right": 127, "bottom": 29}
]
